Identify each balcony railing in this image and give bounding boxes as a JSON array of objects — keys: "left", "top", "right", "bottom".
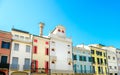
[
  {"left": 75, "top": 70, "right": 94, "bottom": 74},
  {"left": 10, "top": 64, "right": 19, "bottom": 70},
  {"left": 0, "top": 63, "right": 9, "bottom": 69},
  {"left": 13, "top": 36, "right": 32, "bottom": 43},
  {"left": 23, "top": 65, "right": 30, "bottom": 70}
]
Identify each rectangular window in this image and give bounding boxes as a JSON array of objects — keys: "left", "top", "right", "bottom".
[
  {"left": 101, "top": 58, "right": 103, "bottom": 64},
  {"left": 92, "top": 57, "right": 95, "bottom": 63},
  {"left": 26, "top": 45, "right": 30, "bottom": 52},
  {"left": 20, "top": 36, "right": 24, "bottom": 39},
  {"left": 79, "top": 56, "right": 82, "bottom": 61},
  {"left": 84, "top": 65, "right": 86, "bottom": 73},
  {"left": 93, "top": 66, "right": 95, "bottom": 73},
  {"left": 83, "top": 56, "right": 86, "bottom": 61},
  {"left": 12, "top": 57, "right": 18, "bottom": 64},
  {"left": 104, "top": 59, "right": 107, "bottom": 65},
  {"left": 91, "top": 50, "right": 94, "bottom": 54},
  {"left": 45, "top": 48, "right": 49, "bottom": 55},
  {"left": 73, "top": 55, "right": 77, "bottom": 60},
  {"left": 45, "top": 41, "right": 49, "bottom": 45},
  {"left": 34, "top": 39, "right": 37, "bottom": 42},
  {"left": 1, "top": 41, "right": 10, "bottom": 49},
  {"left": 97, "top": 58, "right": 100, "bottom": 64},
  {"left": 14, "top": 43, "right": 19, "bottom": 51},
  {"left": 33, "top": 46, "right": 37, "bottom": 54},
  {"left": 25, "top": 58, "right": 30, "bottom": 65},
  {"left": 89, "top": 57, "right": 92, "bottom": 62},
  {"left": 80, "top": 65, "right": 83, "bottom": 73},
  {"left": 1, "top": 56, "right": 7, "bottom": 64}
]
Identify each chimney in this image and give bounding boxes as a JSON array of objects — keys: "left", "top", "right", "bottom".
[{"left": 39, "top": 22, "right": 45, "bottom": 36}]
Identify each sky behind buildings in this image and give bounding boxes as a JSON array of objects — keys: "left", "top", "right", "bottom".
[{"left": 0, "top": 0, "right": 120, "bottom": 48}]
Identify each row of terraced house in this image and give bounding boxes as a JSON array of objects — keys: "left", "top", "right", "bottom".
[{"left": 0, "top": 23, "right": 120, "bottom": 75}]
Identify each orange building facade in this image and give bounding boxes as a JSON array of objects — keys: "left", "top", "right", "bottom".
[{"left": 0, "top": 30, "right": 12, "bottom": 75}]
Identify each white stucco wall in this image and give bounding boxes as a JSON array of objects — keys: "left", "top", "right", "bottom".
[
  {"left": 9, "top": 30, "right": 32, "bottom": 75},
  {"left": 49, "top": 25, "right": 73, "bottom": 73}
]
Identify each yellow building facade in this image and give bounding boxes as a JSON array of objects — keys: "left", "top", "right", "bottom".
[{"left": 89, "top": 44, "right": 108, "bottom": 75}]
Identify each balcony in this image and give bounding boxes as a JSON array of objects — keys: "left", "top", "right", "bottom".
[
  {"left": 10, "top": 64, "right": 19, "bottom": 70},
  {"left": 23, "top": 65, "right": 30, "bottom": 70},
  {"left": 0, "top": 63, "right": 9, "bottom": 69},
  {"left": 13, "top": 36, "right": 32, "bottom": 43}
]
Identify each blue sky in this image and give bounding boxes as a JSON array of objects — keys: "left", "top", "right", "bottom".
[{"left": 0, "top": 0, "right": 120, "bottom": 48}]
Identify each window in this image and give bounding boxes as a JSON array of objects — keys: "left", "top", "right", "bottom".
[
  {"left": 1, "top": 56, "right": 7, "bottom": 63},
  {"left": 73, "top": 55, "right": 77, "bottom": 60},
  {"left": 88, "top": 57, "right": 92, "bottom": 62},
  {"left": 101, "top": 58, "right": 103, "bottom": 64},
  {"left": 67, "top": 45, "right": 70, "bottom": 47},
  {"left": 45, "top": 48, "right": 49, "bottom": 55},
  {"left": 51, "top": 48, "right": 55, "bottom": 51},
  {"left": 104, "top": 53, "right": 106, "bottom": 57},
  {"left": 84, "top": 65, "right": 86, "bottom": 73},
  {"left": 83, "top": 56, "right": 86, "bottom": 61},
  {"left": 79, "top": 56, "right": 82, "bottom": 61},
  {"left": 62, "top": 30, "right": 64, "bottom": 33},
  {"left": 115, "top": 66, "right": 117, "bottom": 69},
  {"left": 34, "top": 39, "right": 37, "bottom": 42},
  {"left": 109, "top": 66, "right": 112, "bottom": 69},
  {"left": 68, "top": 51, "right": 70, "bottom": 54},
  {"left": 26, "top": 45, "right": 30, "bottom": 52},
  {"left": 108, "top": 56, "right": 110, "bottom": 59},
  {"left": 113, "top": 57, "right": 115, "bottom": 60},
  {"left": 24, "top": 58, "right": 30, "bottom": 65},
  {"left": 51, "top": 61, "right": 55, "bottom": 64},
  {"left": 1, "top": 41, "right": 10, "bottom": 49},
  {"left": 104, "top": 59, "right": 107, "bottom": 64},
  {"left": 97, "top": 58, "right": 100, "bottom": 64},
  {"left": 25, "top": 37, "right": 29, "bottom": 40},
  {"left": 20, "top": 36, "right": 24, "bottom": 39},
  {"left": 91, "top": 50, "right": 94, "bottom": 54},
  {"left": 80, "top": 65, "right": 83, "bottom": 73},
  {"left": 92, "top": 57, "right": 95, "bottom": 63},
  {"left": 33, "top": 46, "right": 37, "bottom": 54},
  {"left": 14, "top": 43, "right": 19, "bottom": 51},
  {"left": 12, "top": 57, "right": 18, "bottom": 64},
  {"left": 98, "top": 67, "right": 100, "bottom": 74},
  {"left": 45, "top": 41, "right": 49, "bottom": 45},
  {"left": 15, "top": 34, "right": 19, "bottom": 38},
  {"left": 96, "top": 51, "right": 102, "bottom": 56},
  {"left": 68, "top": 62, "right": 71, "bottom": 65},
  {"left": 58, "top": 29, "right": 61, "bottom": 32},
  {"left": 93, "top": 66, "right": 95, "bottom": 73}
]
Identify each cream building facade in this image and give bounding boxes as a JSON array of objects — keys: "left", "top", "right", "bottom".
[
  {"left": 9, "top": 28, "right": 32, "bottom": 75},
  {"left": 49, "top": 25, "right": 73, "bottom": 75},
  {"left": 32, "top": 35, "right": 50, "bottom": 74},
  {"left": 31, "top": 23, "right": 50, "bottom": 74}
]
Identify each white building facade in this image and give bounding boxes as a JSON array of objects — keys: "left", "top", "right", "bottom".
[
  {"left": 103, "top": 46, "right": 118, "bottom": 75},
  {"left": 116, "top": 49, "right": 120, "bottom": 75},
  {"left": 9, "top": 28, "right": 32, "bottom": 75},
  {"left": 49, "top": 25, "right": 73, "bottom": 75}
]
